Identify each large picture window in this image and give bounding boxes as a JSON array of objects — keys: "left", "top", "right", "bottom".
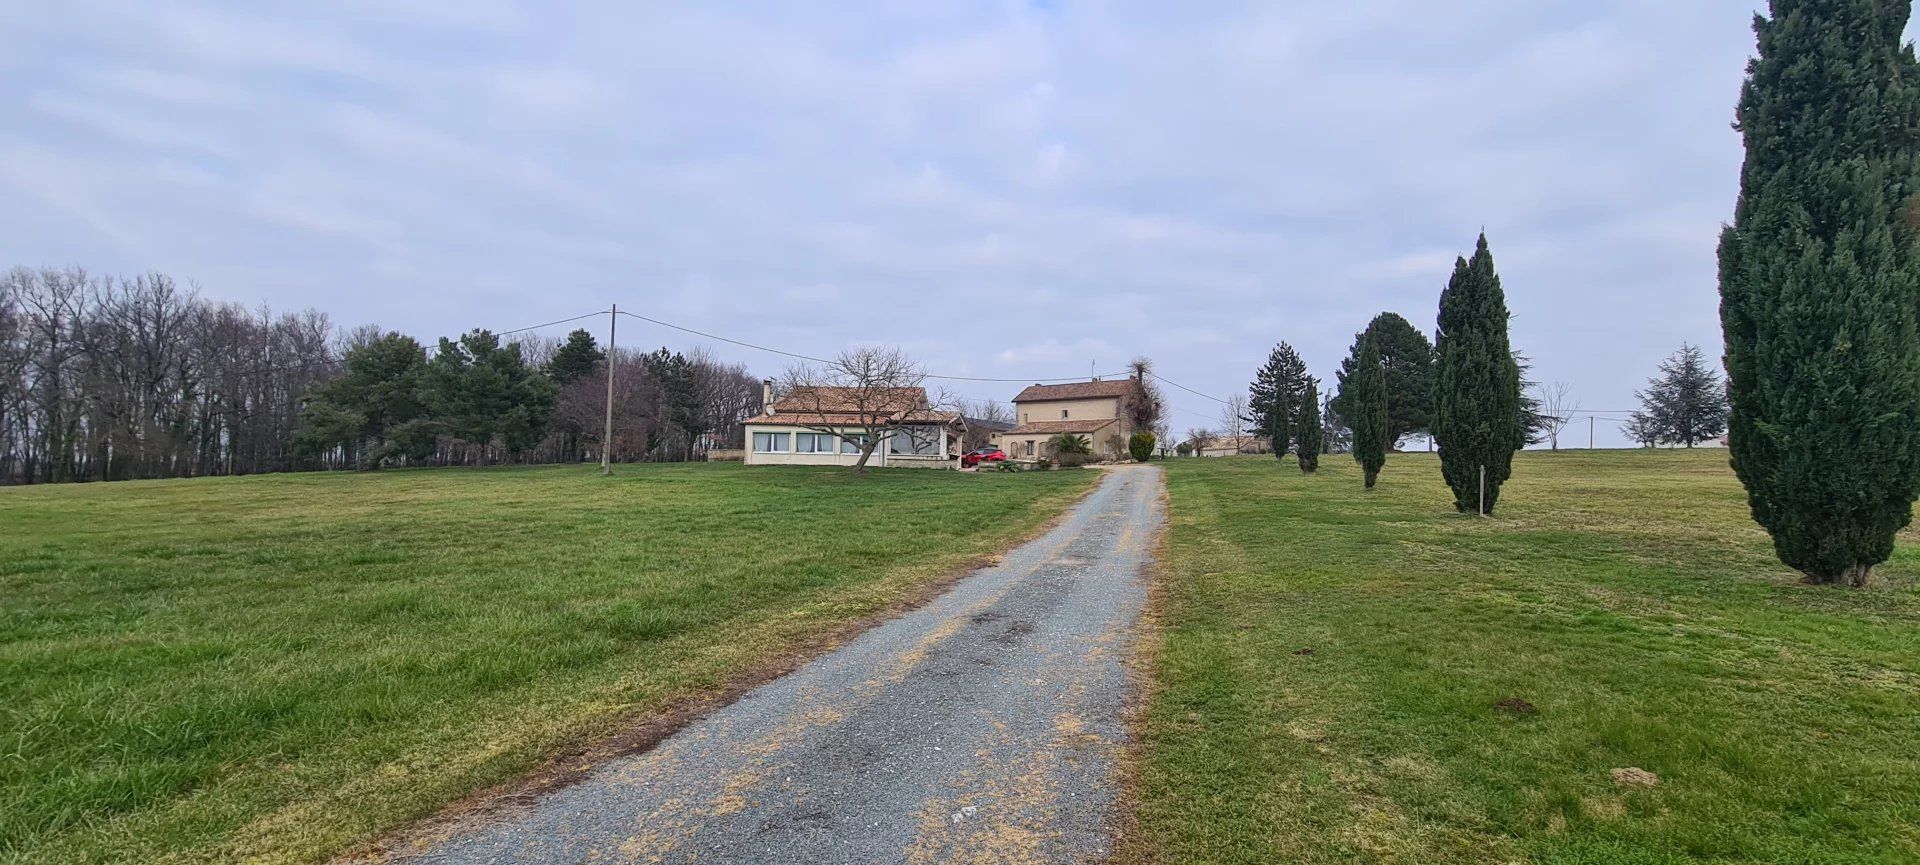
[
  {"left": 889, "top": 427, "right": 942, "bottom": 456},
  {"left": 752, "top": 431, "right": 790, "bottom": 453},
  {"left": 795, "top": 433, "right": 836, "bottom": 453}
]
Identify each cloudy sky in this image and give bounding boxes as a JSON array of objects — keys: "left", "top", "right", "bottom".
[{"left": 1, "top": 2, "right": 1869, "bottom": 445}]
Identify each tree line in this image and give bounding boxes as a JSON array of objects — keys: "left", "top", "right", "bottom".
[{"left": 1, "top": 267, "right": 762, "bottom": 484}]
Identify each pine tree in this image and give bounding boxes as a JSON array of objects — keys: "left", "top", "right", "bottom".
[
  {"left": 1350, "top": 336, "right": 1388, "bottom": 488},
  {"left": 1296, "top": 379, "right": 1322, "bottom": 473},
  {"left": 1249, "top": 342, "right": 1309, "bottom": 460},
  {"left": 294, "top": 332, "right": 427, "bottom": 468},
  {"left": 1433, "top": 234, "right": 1522, "bottom": 514},
  {"left": 421, "top": 330, "right": 557, "bottom": 463},
  {"left": 1332, "top": 312, "right": 1435, "bottom": 445},
  {"left": 1514, "top": 351, "right": 1550, "bottom": 446},
  {"left": 546, "top": 328, "right": 604, "bottom": 385},
  {"left": 1719, "top": 0, "right": 1920, "bottom": 586},
  {"left": 1633, "top": 344, "right": 1729, "bottom": 447}
]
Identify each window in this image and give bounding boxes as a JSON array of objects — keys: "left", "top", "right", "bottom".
[
  {"left": 752, "top": 431, "right": 790, "bottom": 453},
  {"left": 1024, "top": 440, "right": 1035, "bottom": 456},
  {"left": 1061, "top": 409, "right": 1069, "bottom": 419},
  {"left": 795, "top": 433, "right": 836, "bottom": 453},
  {"left": 840, "top": 434, "right": 871, "bottom": 454},
  {"left": 889, "top": 427, "right": 942, "bottom": 455},
  {"left": 1021, "top": 412, "right": 1029, "bottom": 423}
]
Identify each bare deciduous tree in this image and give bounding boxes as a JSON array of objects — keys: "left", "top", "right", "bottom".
[
  {"left": 1534, "top": 380, "right": 1578, "bottom": 450},
  {"left": 1185, "top": 426, "right": 1213, "bottom": 456},
  {"left": 959, "top": 398, "right": 1011, "bottom": 452},
  {"left": 1220, "top": 394, "right": 1247, "bottom": 443},
  {"left": 780, "top": 346, "right": 949, "bottom": 474}
]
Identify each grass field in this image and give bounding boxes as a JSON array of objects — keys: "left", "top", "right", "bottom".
[
  {"left": 0, "top": 463, "right": 1097, "bottom": 864},
  {"left": 1125, "top": 450, "right": 1920, "bottom": 864}
]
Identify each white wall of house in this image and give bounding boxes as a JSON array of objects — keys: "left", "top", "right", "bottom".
[{"left": 742, "top": 425, "right": 952, "bottom": 468}]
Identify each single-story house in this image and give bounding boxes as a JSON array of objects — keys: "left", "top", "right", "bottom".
[{"left": 742, "top": 382, "right": 964, "bottom": 468}]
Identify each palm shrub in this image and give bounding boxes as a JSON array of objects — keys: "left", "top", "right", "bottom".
[{"left": 1048, "top": 433, "right": 1092, "bottom": 456}]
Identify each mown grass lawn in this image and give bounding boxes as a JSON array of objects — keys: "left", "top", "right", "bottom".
[
  {"left": 1128, "top": 450, "right": 1920, "bottom": 864},
  {"left": 0, "top": 463, "right": 1096, "bottom": 864}
]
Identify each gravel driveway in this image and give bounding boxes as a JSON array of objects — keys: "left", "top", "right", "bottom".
[{"left": 394, "top": 465, "right": 1163, "bottom": 865}]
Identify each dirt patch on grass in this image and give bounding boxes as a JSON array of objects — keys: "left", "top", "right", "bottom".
[
  {"left": 334, "top": 479, "right": 1103, "bottom": 864},
  {"left": 1492, "top": 697, "right": 1538, "bottom": 717}
]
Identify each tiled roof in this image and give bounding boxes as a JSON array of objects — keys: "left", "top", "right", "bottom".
[
  {"left": 1010, "top": 379, "right": 1140, "bottom": 403},
  {"left": 1000, "top": 418, "right": 1118, "bottom": 436},
  {"left": 772, "top": 386, "right": 926, "bottom": 414},
  {"left": 746, "top": 410, "right": 962, "bottom": 426}
]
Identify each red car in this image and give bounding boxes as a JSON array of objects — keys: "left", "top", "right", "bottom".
[{"left": 962, "top": 446, "right": 1007, "bottom": 467}]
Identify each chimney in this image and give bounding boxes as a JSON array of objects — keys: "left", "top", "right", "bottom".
[{"left": 762, "top": 379, "right": 775, "bottom": 415}]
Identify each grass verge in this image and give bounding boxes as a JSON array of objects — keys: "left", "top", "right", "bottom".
[
  {"left": 0, "top": 463, "right": 1097, "bottom": 864},
  {"left": 1124, "top": 450, "right": 1920, "bottom": 864}
]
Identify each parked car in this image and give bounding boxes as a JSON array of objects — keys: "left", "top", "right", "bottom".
[{"left": 962, "top": 446, "right": 1007, "bottom": 467}]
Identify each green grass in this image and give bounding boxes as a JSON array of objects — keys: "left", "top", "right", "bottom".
[
  {"left": 1129, "top": 450, "right": 1920, "bottom": 864},
  {"left": 0, "top": 463, "right": 1097, "bottom": 864}
]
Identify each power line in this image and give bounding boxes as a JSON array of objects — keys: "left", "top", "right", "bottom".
[
  {"left": 1149, "top": 371, "right": 1231, "bottom": 405},
  {"left": 497, "top": 309, "right": 610, "bottom": 336}
]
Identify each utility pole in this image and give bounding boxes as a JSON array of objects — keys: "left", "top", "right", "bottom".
[
  {"left": 1589, "top": 415, "right": 1595, "bottom": 450},
  {"left": 601, "top": 304, "right": 617, "bottom": 476}
]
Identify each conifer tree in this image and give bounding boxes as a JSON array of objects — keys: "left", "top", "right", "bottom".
[
  {"left": 1719, "top": 0, "right": 1920, "bottom": 586},
  {"left": 1632, "top": 343, "right": 1729, "bottom": 448},
  {"left": 1433, "top": 234, "right": 1521, "bottom": 514},
  {"left": 545, "top": 328, "right": 604, "bottom": 385},
  {"left": 1332, "top": 312, "right": 1435, "bottom": 445},
  {"left": 1350, "top": 337, "right": 1388, "bottom": 489},
  {"left": 1296, "top": 379, "right": 1322, "bottom": 474},
  {"left": 1249, "top": 342, "right": 1309, "bottom": 460}
]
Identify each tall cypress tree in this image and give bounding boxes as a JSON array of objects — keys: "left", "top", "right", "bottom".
[
  {"left": 1433, "top": 234, "right": 1521, "bottom": 514},
  {"left": 1719, "top": 0, "right": 1920, "bottom": 586},
  {"left": 1248, "top": 342, "right": 1309, "bottom": 460},
  {"left": 1350, "top": 336, "right": 1388, "bottom": 489},
  {"left": 1296, "top": 378, "right": 1323, "bottom": 474}
]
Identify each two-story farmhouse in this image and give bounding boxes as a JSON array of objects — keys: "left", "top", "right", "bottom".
[
  {"left": 742, "top": 382, "right": 964, "bottom": 468},
  {"left": 993, "top": 376, "right": 1146, "bottom": 461}
]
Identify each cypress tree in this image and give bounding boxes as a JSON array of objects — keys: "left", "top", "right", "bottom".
[
  {"left": 1350, "top": 336, "right": 1388, "bottom": 489},
  {"left": 1719, "top": 0, "right": 1920, "bottom": 586},
  {"left": 1296, "top": 378, "right": 1322, "bottom": 474},
  {"left": 1433, "top": 234, "right": 1521, "bottom": 514},
  {"left": 1248, "top": 342, "right": 1309, "bottom": 460}
]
